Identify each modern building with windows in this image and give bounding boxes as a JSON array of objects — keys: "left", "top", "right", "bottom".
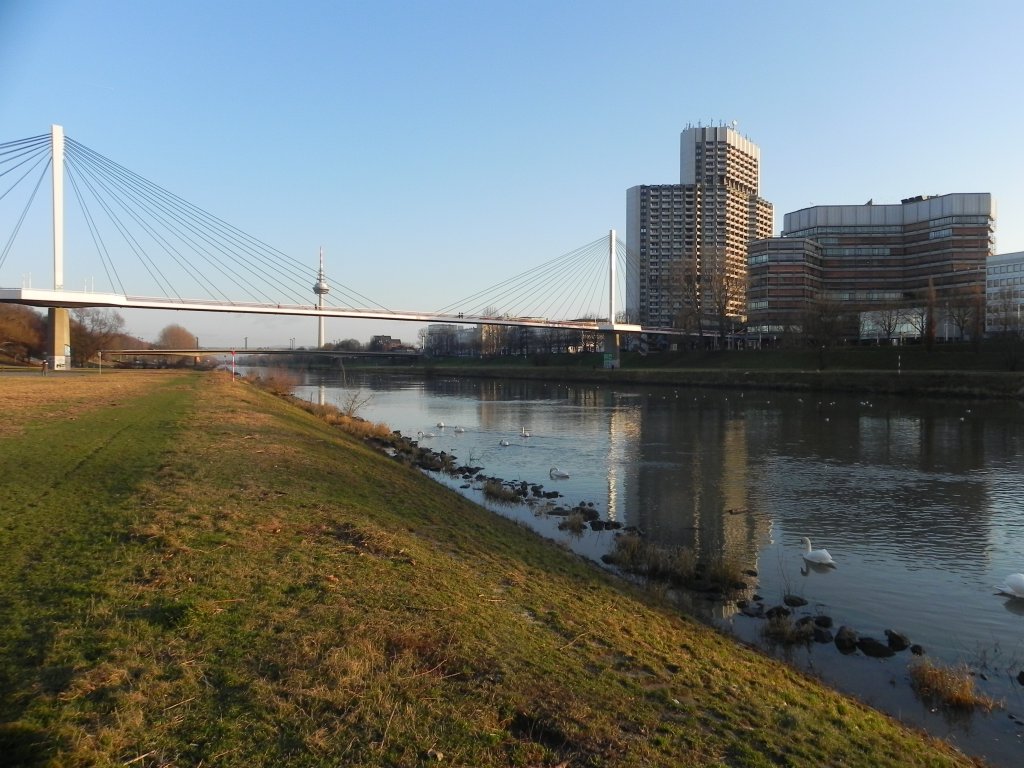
[
  {"left": 748, "top": 193, "right": 995, "bottom": 339},
  {"left": 986, "top": 250, "right": 1024, "bottom": 334},
  {"left": 626, "top": 124, "right": 773, "bottom": 330}
]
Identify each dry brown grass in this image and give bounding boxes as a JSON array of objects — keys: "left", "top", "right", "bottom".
[
  {"left": 245, "top": 367, "right": 299, "bottom": 395},
  {"left": 301, "top": 402, "right": 393, "bottom": 439},
  {"left": 908, "top": 658, "right": 999, "bottom": 712},
  {"left": 607, "top": 533, "right": 698, "bottom": 584},
  {"left": 0, "top": 371, "right": 175, "bottom": 435}
]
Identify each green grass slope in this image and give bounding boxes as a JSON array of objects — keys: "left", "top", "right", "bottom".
[{"left": 0, "top": 372, "right": 981, "bottom": 767}]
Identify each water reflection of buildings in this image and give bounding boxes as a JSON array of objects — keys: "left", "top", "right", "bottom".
[
  {"left": 746, "top": 395, "right": 996, "bottom": 571},
  {"left": 630, "top": 393, "right": 771, "bottom": 577},
  {"left": 606, "top": 397, "right": 643, "bottom": 521},
  {"left": 625, "top": 390, "right": 1011, "bottom": 590},
  {"left": 414, "top": 375, "right": 1010, "bottom": 575}
]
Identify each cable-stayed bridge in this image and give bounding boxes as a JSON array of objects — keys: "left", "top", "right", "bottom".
[{"left": 0, "top": 126, "right": 662, "bottom": 366}]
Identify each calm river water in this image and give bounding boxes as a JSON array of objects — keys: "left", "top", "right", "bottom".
[{"left": 293, "top": 369, "right": 1024, "bottom": 766}]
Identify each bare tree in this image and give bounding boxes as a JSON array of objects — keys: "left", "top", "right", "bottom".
[
  {"left": 341, "top": 389, "right": 374, "bottom": 417},
  {"left": 862, "top": 305, "right": 902, "bottom": 343},
  {"left": 479, "top": 306, "right": 506, "bottom": 356},
  {"left": 947, "top": 286, "right": 982, "bottom": 342},
  {"left": 673, "top": 266, "right": 703, "bottom": 339},
  {"left": 0, "top": 304, "right": 45, "bottom": 360},
  {"left": 156, "top": 324, "right": 198, "bottom": 349},
  {"left": 70, "top": 308, "right": 126, "bottom": 366},
  {"left": 696, "top": 247, "right": 745, "bottom": 349},
  {"left": 924, "top": 279, "right": 937, "bottom": 351},
  {"left": 153, "top": 323, "right": 200, "bottom": 367},
  {"left": 803, "top": 297, "right": 849, "bottom": 368},
  {"left": 902, "top": 305, "right": 927, "bottom": 341}
]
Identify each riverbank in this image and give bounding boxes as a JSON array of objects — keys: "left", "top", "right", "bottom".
[
  {"left": 413, "top": 364, "right": 1024, "bottom": 399},
  {"left": 0, "top": 371, "right": 984, "bottom": 766}
]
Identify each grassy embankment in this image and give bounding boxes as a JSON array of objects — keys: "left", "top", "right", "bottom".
[{"left": 0, "top": 371, "right": 984, "bottom": 767}]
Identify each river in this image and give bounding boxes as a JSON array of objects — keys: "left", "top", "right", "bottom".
[{"left": 291, "top": 369, "right": 1024, "bottom": 766}]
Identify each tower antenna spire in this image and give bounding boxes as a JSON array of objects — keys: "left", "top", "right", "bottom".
[{"left": 313, "top": 246, "right": 331, "bottom": 348}]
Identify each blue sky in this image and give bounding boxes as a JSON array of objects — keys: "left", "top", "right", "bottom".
[{"left": 2, "top": 0, "right": 1023, "bottom": 347}]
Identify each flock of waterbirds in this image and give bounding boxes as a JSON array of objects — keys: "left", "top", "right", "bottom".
[{"left": 415, "top": 422, "right": 571, "bottom": 480}]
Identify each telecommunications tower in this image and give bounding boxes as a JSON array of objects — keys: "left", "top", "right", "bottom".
[{"left": 313, "top": 247, "right": 330, "bottom": 348}]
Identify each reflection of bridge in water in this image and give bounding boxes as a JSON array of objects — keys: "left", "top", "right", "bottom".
[{"left": 0, "top": 125, "right": 692, "bottom": 369}]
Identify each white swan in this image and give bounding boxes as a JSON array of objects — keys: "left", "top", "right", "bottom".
[
  {"left": 498, "top": 439, "right": 511, "bottom": 446},
  {"left": 453, "top": 426, "right": 465, "bottom": 433},
  {"left": 521, "top": 427, "right": 531, "bottom": 437},
  {"left": 436, "top": 421, "right": 445, "bottom": 429},
  {"left": 549, "top": 467, "right": 569, "bottom": 479},
  {"left": 416, "top": 430, "right": 436, "bottom": 439},
  {"left": 995, "top": 573, "right": 1024, "bottom": 598},
  {"left": 801, "top": 537, "right": 836, "bottom": 568}
]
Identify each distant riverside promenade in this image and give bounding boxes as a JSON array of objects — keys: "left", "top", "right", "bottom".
[
  {"left": 414, "top": 364, "right": 1024, "bottom": 399},
  {"left": 360, "top": 343, "right": 1024, "bottom": 400}
]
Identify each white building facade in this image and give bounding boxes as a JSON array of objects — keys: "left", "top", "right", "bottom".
[
  {"left": 987, "top": 250, "right": 1024, "bottom": 334},
  {"left": 626, "top": 124, "right": 772, "bottom": 329}
]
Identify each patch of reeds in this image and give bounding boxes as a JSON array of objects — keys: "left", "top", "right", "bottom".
[
  {"left": 557, "top": 511, "right": 587, "bottom": 535},
  {"left": 248, "top": 367, "right": 299, "bottom": 395},
  {"left": 702, "top": 557, "right": 746, "bottom": 590},
  {"left": 284, "top": 396, "right": 393, "bottom": 440},
  {"left": 605, "top": 533, "right": 697, "bottom": 585},
  {"left": 482, "top": 480, "right": 521, "bottom": 504},
  {"left": 908, "top": 658, "right": 998, "bottom": 712},
  {"left": 762, "top": 615, "right": 813, "bottom": 646},
  {"left": 605, "top": 534, "right": 750, "bottom": 594}
]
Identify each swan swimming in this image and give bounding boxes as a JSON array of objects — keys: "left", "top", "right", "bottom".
[
  {"left": 453, "top": 426, "right": 465, "bottom": 433},
  {"left": 416, "top": 430, "right": 436, "bottom": 439},
  {"left": 436, "top": 421, "right": 445, "bottom": 429},
  {"left": 800, "top": 537, "right": 836, "bottom": 568},
  {"left": 498, "top": 439, "right": 511, "bottom": 446},
  {"left": 549, "top": 467, "right": 570, "bottom": 479},
  {"left": 995, "top": 573, "right": 1024, "bottom": 598},
  {"left": 521, "top": 427, "right": 531, "bottom": 437}
]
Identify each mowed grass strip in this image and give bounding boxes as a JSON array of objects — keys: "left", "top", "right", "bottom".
[{"left": 0, "top": 372, "right": 979, "bottom": 767}]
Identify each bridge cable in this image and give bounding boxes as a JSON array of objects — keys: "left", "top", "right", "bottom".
[
  {"left": 434, "top": 236, "right": 608, "bottom": 318},
  {"left": 64, "top": 138, "right": 394, "bottom": 311},
  {"left": 64, "top": 164, "right": 128, "bottom": 295},
  {"left": 61, "top": 154, "right": 180, "bottom": 299},
  {"left": 432, "top": 236, "right": 604, "bottom": 314},
  {"left": 0, "top": 138, "right": 51, "bottom": 199},
  {"left": 66, "top": 141, "right": 278, "bottom": 304},
  {"left": 0, "top": 158, "right": 50, "bottom": 272},
  {"left": 498, "top": 239, "right": 606, "bottom": 319}
]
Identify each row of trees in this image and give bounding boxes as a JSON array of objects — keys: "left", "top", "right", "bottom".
[
  {"left": 0, "top": 305, "right": 202, "bottom": 367},
  {"left": 418, "top": 322, "right": 606, "bottom": 358},
  {"left": 0, "top": 305, "right": 46, "bottom": 361}
]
